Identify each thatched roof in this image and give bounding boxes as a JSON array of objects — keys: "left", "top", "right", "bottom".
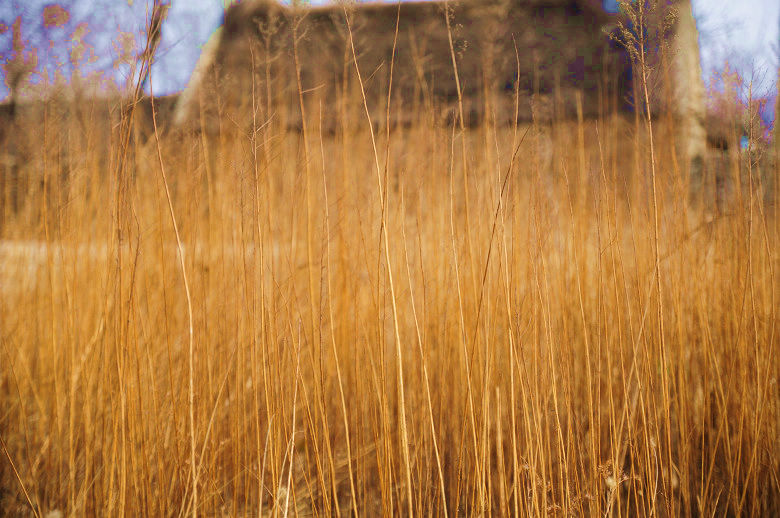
[{"left": 176, "top": 0, "right": 630, "bottom": 129}]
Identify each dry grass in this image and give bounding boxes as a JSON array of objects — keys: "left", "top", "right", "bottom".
[{"left": 1, "top": 9, "right": 779, "bottom": 517}]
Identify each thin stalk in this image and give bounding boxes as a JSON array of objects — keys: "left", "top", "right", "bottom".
[
  {"left": 343, "top": 8, "right": 414, "bottom": 516},
  {"left": 148, "top": 70, "right": 198, "bottom": 518}
]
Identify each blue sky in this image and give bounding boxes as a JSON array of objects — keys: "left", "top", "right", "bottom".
[{"left": 2, "top": 0, "right": 778, "bottom": 123}]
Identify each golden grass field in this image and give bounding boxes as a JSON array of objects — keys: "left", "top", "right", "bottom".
[
  {"left": 0, "top": 10, "right": 778, "bottom": 516},
  {"left": 1, "top": 96, "right": 777, "bottom": 516}
]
